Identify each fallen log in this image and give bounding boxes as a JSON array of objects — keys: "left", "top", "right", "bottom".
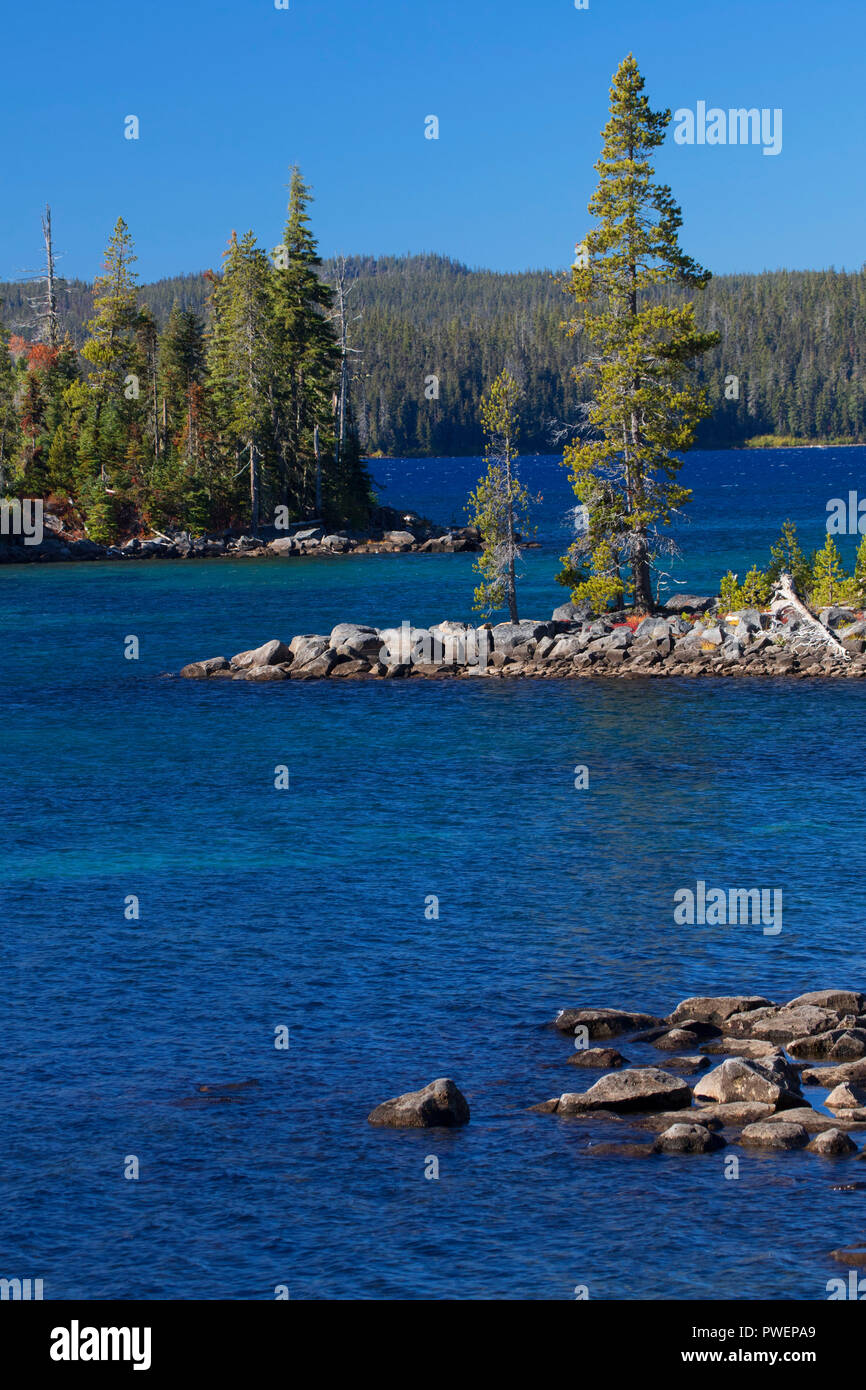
[{"left": 770, "top": 572, "right": 850, "bottom": 662}]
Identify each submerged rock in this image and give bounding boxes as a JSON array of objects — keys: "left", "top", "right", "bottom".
[
  {"left": 807, "top": 1129, "right": 858, "bottom": 1156},
  {"left": 367, "top": 1077, "right": 469, "bottom": 1129}
]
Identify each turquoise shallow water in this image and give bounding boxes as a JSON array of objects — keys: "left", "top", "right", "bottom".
[{"left": 1, "top": 449, "right": 865, "bottom": 1300}]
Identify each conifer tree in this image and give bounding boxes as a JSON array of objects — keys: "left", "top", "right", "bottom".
[
  {"left": 560, "top": 55, "right": 719, "bottom": 613},
  {"left": 79, "top": 217, "right": 144, "bottom": 502},
  {"left": 468, "top": 369, "right": 530, "bottom": 621},
  {"left": 766, "top": 519, "right": 813, "bottom": 595},
  {"left": 0, "top": 305, "right": 17, "bottom": 493},
  {"left": 811, "top": 533, "right": 853, "bottom": 607},
  {"left": 207, "top": 231, "right": 274, "bottom": 532},
  {"left": 270, "top": 168, "right": 339, "bottom": 516},
  {"left": 855, "top": 533, "right": 866, "bottom": 604}
]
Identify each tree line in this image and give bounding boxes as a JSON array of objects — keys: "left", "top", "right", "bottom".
[
  {"left": 0, "top": 169, "right": 372, "bottom": 541},
  {"left": 3, "top": 255, "right": 865, "bottom": 469}
]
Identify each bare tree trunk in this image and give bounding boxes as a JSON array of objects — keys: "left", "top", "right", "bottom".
[
  {"left": 41, "top": 206, "right": 59, "bottom": 348},
  {"left": 314, "top": 424, "right": 321, "bottom": 516},
  {"left": 771, "top": 572, "right": 850, "bottom": 661}
]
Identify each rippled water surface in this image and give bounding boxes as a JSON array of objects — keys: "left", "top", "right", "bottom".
[{"left": 2, "top": 449, "right": 865, "bottom": 1299}]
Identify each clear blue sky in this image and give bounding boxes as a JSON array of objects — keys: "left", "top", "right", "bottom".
[{"left": 1, "top": 0, "right": 862, "bottom": 283}]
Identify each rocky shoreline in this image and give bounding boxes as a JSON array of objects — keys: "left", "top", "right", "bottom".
[
  {"left": 369, "top": 989, "right": 866, "bottom": 1162},
  {"left": 0, "top": 505, "right": 482, "bottom": 565},
  {"left": 180, "top": 596, "right": 866, "bottom": 682}
]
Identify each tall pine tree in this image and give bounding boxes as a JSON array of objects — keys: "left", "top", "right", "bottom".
[{"left": 560, "top": 55, "right": 719, "bottom": 613}]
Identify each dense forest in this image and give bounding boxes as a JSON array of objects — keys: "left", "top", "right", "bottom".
[
  {"left": 0, "top": 176, "right": 373, "bottom": 542},
  {"left": 3, "top": 253, "right": 865, "bottom": 472}
]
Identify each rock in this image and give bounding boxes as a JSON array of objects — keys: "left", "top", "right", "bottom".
[
  {"left": 807, "top": 1129, "right": 859, "bottom": 1156},
  {"left": 491, "top": 621, "right": 552, "bottom": 654},
  {"left": 644, "top": 1055, "right": 710, "bottom": 1075},
  {"left": 292, "top": 650, "right": 339, "bottom": 678},
  {"left": 247, "top": 638, "right": 292, "bottom": 667},
  {"left": 292, "top": 527, "right": 324, "bottom": 543},
  {"left": 723, "top": 1004, "right": 838, "bottom": 1042},
  {"left": 553, "top": 1007, "right": 664, "bottom": 1039},
  {"left": 669, "top": 995, "right": 772, "bottom": 1027},
  {"left": 663, "top": 595, "right": 716, "bottom": 615},
  {"left": 552, "top": 599, "right": 593, "bottom": 623},
  {"left": 383, "top": 529, "right": 416, "bottom": 547},
  {"left": 825, "top": 1083, "right": 866, "bottom": 1110},
  {"left": 329, "top": 623, "right": 382, "bottom": 658},
  {"left": 691, "top": 1101, "right": 775, "bottom": 1127},
  {"left": 739, "top": 1120, "right": 809, "bottom": 1150},
  {"left": 244, "top": 664, "right": 288, "bottom": 681},
  {"left": 800, "top": 1059, "right": 866, "bottom": 1087},
  {"left": 567, "top": 1047, "right": 627, "bottom": 1068},
  {"left": 288, "top": 634, "right": 330, "bottom": 667},
  {"left": 180, "top": 657, "right": 229, "bottom": 678},
  {"left": 787, "top": 990, "right": 866, "bottom": 1015},
  {"left": 700, "top": 1039, "right": 780, "bottom": 1059},
  {"left": 269, "top": 536, "right": 297, "bottom": 554},
  {"left": 764, "top": 1108, "right": 858, "bottom": 1134},
  {"left": 555, "top": 1067, "right": 692, "bottom": 1115},
  {"left": 692, "top": 1056, "right": 801, "bottom": 1109},
  {"left": 653, "top": 1122, "right": 726, "bottom": 1153},
  {"left": 331, "top": 659, "right": 371, "bottom": 678},
  {"left": 830, "top": 1246, "right": 866, "bottom": 1265},
  {"left": 788, "top": 1029, "right": 866, "bottom": 1061},
  {"left": 367, "top": 1077, "right": 469, "bottom": 1128},
  {"left": 582, "top": 1141, "right": 657, "bottom": 1157},
  {"left": 637, "top": 1109, "right": 724, "bottom": 1132}
]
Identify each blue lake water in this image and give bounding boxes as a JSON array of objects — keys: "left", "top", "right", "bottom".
[{"left": 1, "top": 447, "right": 865, "bottom": 1300}]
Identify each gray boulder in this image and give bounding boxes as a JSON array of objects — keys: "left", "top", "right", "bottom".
[
  {"left": 180, "top": 656, "right": 230, "bottom": 679},
  {"left": 669, "top": 995, "right": 772, "bottom": 1027},
  {"left": 329, "top": 623, "right": 382, "bottom": 658},
  {"left": 554, "top": 1007, "right": 664, "bottom": 1039},
  {"left": 724, "top": 1004, "right": 839, "bottom": 1042},
  {"left": 289, "top": 634, "right": 330, "bottom": 667},
  {"left": 653, "top": 1122, "right": 726, "bottom": 1154},
  {"left": 787, "top": 989, "right": 866, "bottom": 1015},
  {"left": 555, "top": 1067, "right": 692, "bottom": 1115},
  {"left": 739, "top": 1120, "right": 809, "bottom": 1150},
  {"left": 807, "top": 1129, "right": 859, "bottom": 1156},
  {"left": 787, "top": 1029, "right": 866, "bottom": 1061},
  {"left": 367, "top": 1077, "right": 469, "bottom": 1128},
  {"left": 567, "top": 1047, "right": 628, "bottom": 1068},
  {"left": 692, "top": 1056, "right": 801, "bottom": 1109}
]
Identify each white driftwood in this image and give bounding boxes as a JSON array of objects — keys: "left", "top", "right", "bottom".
[{"left": 770, "top": 572, "right": 850, "bottom": 662}]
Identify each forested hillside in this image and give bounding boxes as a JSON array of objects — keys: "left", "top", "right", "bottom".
[{"left": 3, "top": 255, "right": 864, "bottom": 455}]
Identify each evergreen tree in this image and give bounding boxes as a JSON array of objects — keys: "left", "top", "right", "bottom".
[
  {"left": 560, "top": 55, "right": 719, "bottom": 613},
  {"left": 0, "top": 305, "right": 16, "bottom": 493},
  {"left": 811, "top": 533, "right": 854, "bottom": 607},
  {"left": 207, "top": 231, "right": 274, "bottom": 533},
  {"left": 270, "top": 168, "right": 339, "bottom": 517},
  {"left": 854, "top": 533, "right": 866, "bottom": 603},
  {"left": 766, "top": 519, "right": 813, "bottom": 595},
  {"left": 468, "top": 370, "right": 530, "bottom": 620}
]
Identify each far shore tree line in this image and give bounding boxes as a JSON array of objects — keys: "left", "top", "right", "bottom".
[
  {"left": 468, "top": 55, "right": 866, "bottom": 620},
  {"left": 0, "top": 169, "right": 372, "bottom": 542}
]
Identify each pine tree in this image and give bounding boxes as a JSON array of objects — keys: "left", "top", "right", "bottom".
[
  {"left": 79, "top": 217, "right": 144, "bottom": 503},
  {"left": 811, "top": 533, "right": 854, "bottom": 607},
  {"left": 560, "top": 55, "right": 719, "bottom": 612},
  {"left": 207, "top": 231, "right": 274, "bottom": 532},
  {"left": 766, "top": 519, "right": 812, "bottom": 595},
  {"left": 468, "top": 370, "right": 531, "bottom": 621},
  {"left": 270, "top": 168, "right": 339, "bottom": 518}
]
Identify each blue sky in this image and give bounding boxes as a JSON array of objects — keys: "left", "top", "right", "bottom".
[{"left": 1, "top": 0, "right": 862, "bottom": 283}]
